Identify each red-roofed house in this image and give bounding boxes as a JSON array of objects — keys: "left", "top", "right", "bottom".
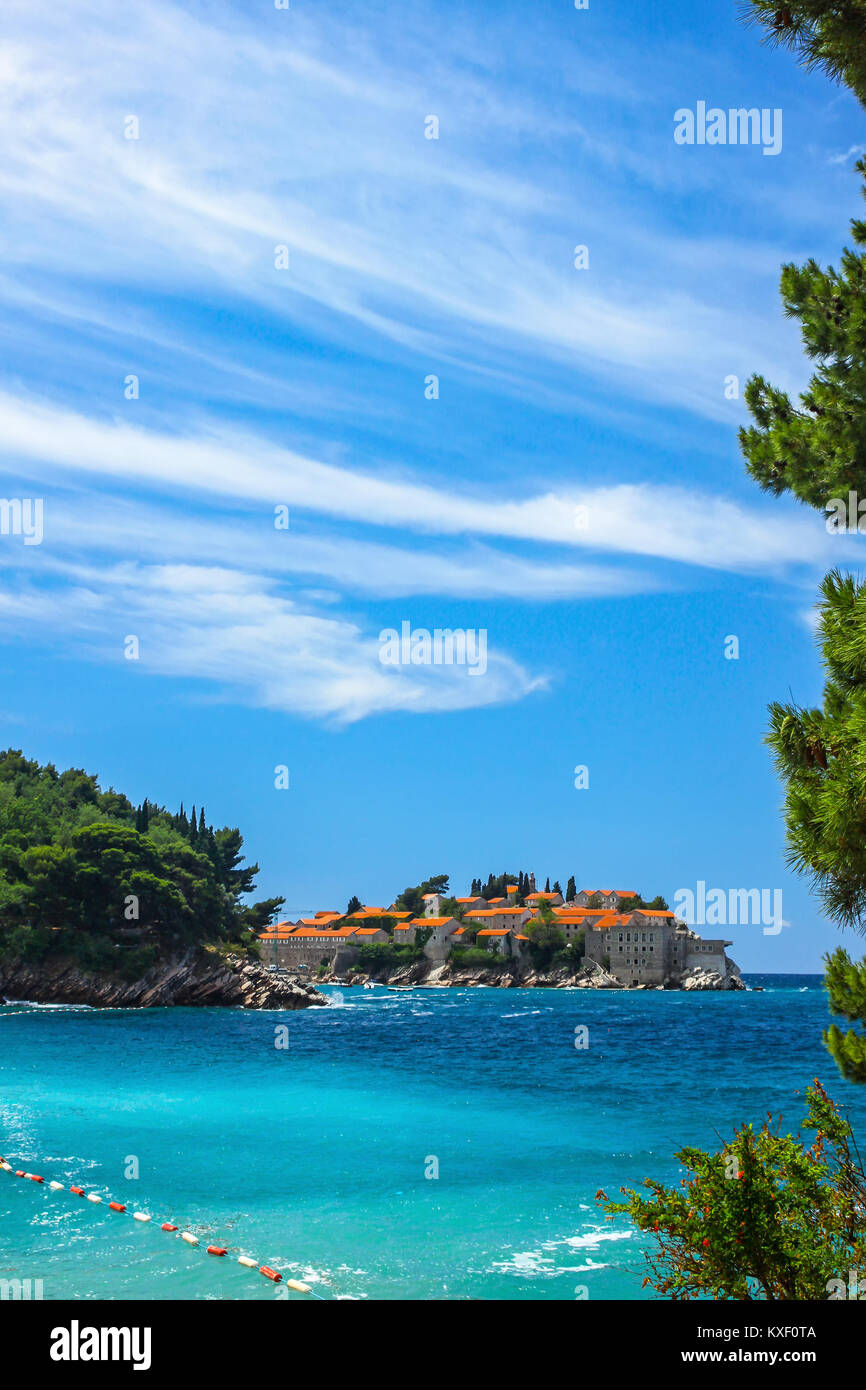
[
  {"left": 464, "top": 906, "right": 531, "bottom": 932},
  {"left": 525, "top": 889, "right": 564, "bottom": 908}
]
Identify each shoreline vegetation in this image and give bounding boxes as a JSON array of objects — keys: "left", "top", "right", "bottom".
[{"left": 0, "top": 749, "right": 320, "bottom": 1010}]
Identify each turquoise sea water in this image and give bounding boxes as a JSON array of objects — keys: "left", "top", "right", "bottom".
[{"left": 1, "top": 975, "right": 864, "bottom": 1301}]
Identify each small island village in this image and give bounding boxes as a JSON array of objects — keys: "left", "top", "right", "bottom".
[{"left": 259, "top": 873, "right": 741, "bottom": 989}]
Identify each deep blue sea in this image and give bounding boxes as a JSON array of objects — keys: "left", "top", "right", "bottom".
[{"left": 1, "top": 975, "right": 863, "bottom": 1301}]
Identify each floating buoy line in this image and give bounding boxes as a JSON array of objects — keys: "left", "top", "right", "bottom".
[
  {"left": 0, "top": 1154, "right": 323, "bottom": 1299},
  {"left": 0, "top": 1004, "right": 142, "bottom": 1019}
]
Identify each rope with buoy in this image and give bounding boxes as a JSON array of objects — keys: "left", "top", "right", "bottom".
[{"left": 0, "top": 1154, "right": 320, "bottom": 1297}]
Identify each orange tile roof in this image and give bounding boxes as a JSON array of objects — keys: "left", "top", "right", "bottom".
[
  {"left": 526, "top": 891, "right": 561, "bottom": 901},
  {"left": 465, "top": 907, "right": 526, "bottom": 917},
  {"left": 313, "top": 911, "right": 341, "bottom": 920},
  {"left": 633, "top": 908, "right": 675, "bottom": 917},
  {"left": 455, "top": 896, "right": 484, "bottom": 903},
  {"left": 354, "top": 927, "right": 385, "bottom": 936},
  {"left": 487, "top": 896, "right": 506, "bottom": 904},
  {"left": 476, "top": 928, "right": 509, "bottom": 937},
  {"left": 580, "top": 890, "right": 638, "bottom": 900},
  {"left": 587, "top": 913, "right": 619, "bottom": 929},
  {"left": 408, "top": 916, "right": 457, "bottom": 926}
]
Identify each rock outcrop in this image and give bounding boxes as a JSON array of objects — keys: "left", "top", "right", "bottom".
[
  {"left": 0, "top": 950, "right": 325, "bottom": 1010},
  {"left": 324, "top": 953, "right": 747, "bottom": 992},
  {"left": 679, "top": 959, "right": 745, "bottom": 992}
]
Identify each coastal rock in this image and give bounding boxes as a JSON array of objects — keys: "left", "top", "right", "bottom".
[
  {"left": 680, "top": 963, "right": 745, "bottom": 992},
  {"left": 0, "top": 950, "right": 325, "bottom": 1010}
]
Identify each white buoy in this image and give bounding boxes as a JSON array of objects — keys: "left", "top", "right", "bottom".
[
  {"left": 133, "top": 1212, "right": 151, "bottom": 1222},
  {"left": 180, "top": 1232, "right": 199, "bottom": 1245},
  {"left": 87, "top": 1194, "right": 102, "bottom": 1203},
  {"left": 237, "top": 1255, "right": 257, "bottom": 1268},
  {"left": 286, "top": 1279, "right": 312, "bottom": 1294},
  {"left": 49, "top": 1180, "right": 64, "bottom": 1190},
  {"left": 0, "top": 1162, "right": 12, "bottom": 1172}
]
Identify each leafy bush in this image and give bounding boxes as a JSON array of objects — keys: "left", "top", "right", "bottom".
[
  {"left": 599, "top": 1081, "right": 866, "bottom": 1300},
  {"left": 450, "top": 946, "right": 505, "bottom": 968},
  {"left": 356, "top": 942, "right": 423, "bottom": 972}
]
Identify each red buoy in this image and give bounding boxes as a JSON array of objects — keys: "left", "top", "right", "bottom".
[
  {"left": 15, "top": 1170, "right": 25, "bottom": 1178},
  {"left": 259, "top": 1266, "right": 282, "bottom": 1282},
  {"left": 161, "top": 1223, "right": 179, "bottom": 1232},
  {"left": 29, "top": 1174, "right": 44, "bottom": 1183},
  {"left": 207, "top": 1246, "right": 227, "bottom": 1256},
  {"left": 109, "top": 1202, "right": 126, "bottom": 1212},
  {"left": 70, "top": 1186, "right": 85, "bottom": 1196}
]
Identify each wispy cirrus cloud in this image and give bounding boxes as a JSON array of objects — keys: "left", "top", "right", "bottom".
[
  {"left": 0, "top": 0, "right": 817, "bottom": 424},
  {"left": 0, "top": 0, "right": 855, "bottom": 727},
  {"left": 0, "top": 392, "right": 847, "bottom": 575},
  {"left": 0, "top": 559, "right": 546, "bottom": 724}
]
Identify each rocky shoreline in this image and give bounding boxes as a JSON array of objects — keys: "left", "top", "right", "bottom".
[
  {"left": 320, "top": 957, "right": 746, "bottom": 991},
  {"left": 0, "top": 949, "right": 325, "bottom": 1010}
]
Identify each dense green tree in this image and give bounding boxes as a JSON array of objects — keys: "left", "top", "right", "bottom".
[
  {"left": 566, "top": 876, "right": 576, "bottom": 903},
  {"left": 525, "top": 900, "right": 565, "bottom": 968},
  {"left": 393, "top": 873, "right": 450, "bottom": 915},
  {"left": 438, "top": 896, "right": 465, "bottom": 921},
  {"left": 0, "top": 750, "right": 277, "bottom": 956},
  {"left": 346, "top": 894, "right": 362, "bottom": 915},
  {"left": 743, "top": 2, "right": 866, "bottom": 108}
]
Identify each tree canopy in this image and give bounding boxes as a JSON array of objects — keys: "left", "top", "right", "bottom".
[
  {"left": 743, "top": 2, "right": 866, "bottom": 108},
  {"left": 0, "top": 750, "right": 283, "bottom": 956},
  {"left": 740, "top": 161, "right": 866, "bottom": 511}
]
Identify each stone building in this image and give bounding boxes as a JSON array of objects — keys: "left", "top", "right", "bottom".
[
  {"left": 258, "top": 920, "right": 388, "bottom": 972},
  {"left": 584, "top": 912, "right": 735, "bottom": 987},
  {"left": 414, "top": 915, "right": 461, "bottom": 962}
]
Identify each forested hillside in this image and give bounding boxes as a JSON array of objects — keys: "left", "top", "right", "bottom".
[{"left": 0, "top": 750, "right": 282, "bottom": 970}]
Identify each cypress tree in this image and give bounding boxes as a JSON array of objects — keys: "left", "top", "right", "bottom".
[{"left": 566, "top": 875, "right": 576, "bottom": 903}]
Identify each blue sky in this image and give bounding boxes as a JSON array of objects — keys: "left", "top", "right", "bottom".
[{"left": 2, "top": 0, "right": 865, "bottom": 969}]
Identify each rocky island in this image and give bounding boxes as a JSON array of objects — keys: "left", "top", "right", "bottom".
[{"left": 261, "top": 873, "right": 745, "bottom": 992}]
